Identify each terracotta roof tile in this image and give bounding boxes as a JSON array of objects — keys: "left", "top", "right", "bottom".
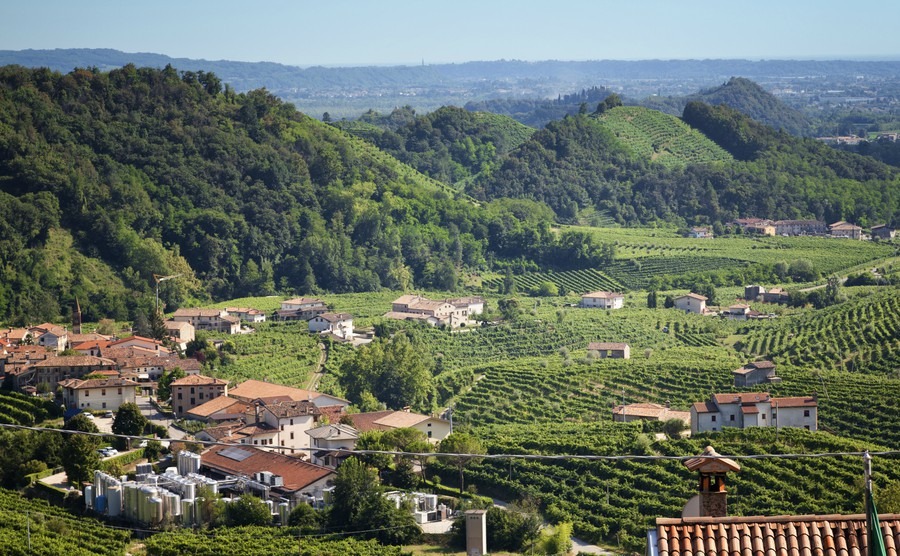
[
  {"left": 654, "top": 514, "right": 900, "bottom": 556},
  {"left": 187, "top": 396, "right": 250, "bottom": 418},
  {"left": 171, "top": 374, "right": 228, "bottom": 386},
  {"left": 588, "top": 342, "right": 629, "bottom": 351},
  {"left": 229, "top": 380, "right": 311, "bottom": 403},
  {"left": 582, "top": 291, "right": 625, "bottom": 299},
  {"left": 201, "top": 444, "right": 334, "bottom": 493}
]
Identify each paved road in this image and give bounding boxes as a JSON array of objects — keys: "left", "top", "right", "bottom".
[{"left": 136, "top": 395, "right": 186, "bottom": 441}]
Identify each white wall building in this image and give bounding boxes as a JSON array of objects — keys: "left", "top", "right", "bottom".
[
  {"left": 691, "top": 392, "right": 818, "bottom": 435},
  {"left": 59, "top": 378, "right": 139, "bottom": 411},
  {"left": 580, "top": 291, "right": 625, "bottom": 309},
  {"left": 674, "top": 293, "right": 707, "bottom": 314}
]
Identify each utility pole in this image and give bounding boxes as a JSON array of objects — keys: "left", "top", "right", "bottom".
[{"left": 153, "top": 274, "right": 182, "bottom": 312}]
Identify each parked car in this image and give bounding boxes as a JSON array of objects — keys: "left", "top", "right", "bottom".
[
  {"left": 103, "top": 411, "right": 114, "bottom": 418},
  {"left": 82, "top": 412, "right": 95, "bottom": 420},
  {"left": 137, "top": 440, "right": 148, "bottom": 448}
]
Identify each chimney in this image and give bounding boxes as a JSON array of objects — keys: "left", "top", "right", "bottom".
[
  {"left": 465, "top": 509, "right": 488, "bottom": 556},
  {"left": 683, "top": 446, "right": 741, "bottom": 518}
]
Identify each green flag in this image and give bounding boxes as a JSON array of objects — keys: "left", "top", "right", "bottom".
[{"left": 868, "top": 489, "right": 887, "bottom": 556}]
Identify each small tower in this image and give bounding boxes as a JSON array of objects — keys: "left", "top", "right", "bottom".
[
  {"left": 72, "top": 297, "right": 83, "bottom": 335},
  {"left": 683, "top": 445, "right": 741, "bottom": 518},
  {"left": 465, "top": 509, "right": 488, "bottom": 556}
]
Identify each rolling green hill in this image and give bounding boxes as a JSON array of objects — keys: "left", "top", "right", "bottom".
[{"left": 596, "top": 105, "right": 733, "bottom": 167}]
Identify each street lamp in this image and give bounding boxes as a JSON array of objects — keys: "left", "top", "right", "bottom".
[{"left": 153, "top": 273, "right": 182, "bottom": 312}]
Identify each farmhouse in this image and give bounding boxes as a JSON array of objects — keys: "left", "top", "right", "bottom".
[
  {"left": 385, "top": 294, "right": 473, "bottom": 327},
  {"left": 723, "top": 304, "right": 751, "bottom": 320},
  {"left": 774, "top": 219, "right": 827, "bottom": 236},
  {"left": 346, "top": 409, "right": 451, "bottom": 442},
  {"left": 761, "top": 287, "right": 790, "bottom": 304},
  {"left": 871, "top": 224, "right": 895, "bottom": 240},
  {"left": 171, "top": 374, "right": 229, "bottom": 418},
  {"left": 308, "top": 313, "right": 354, "bottom": 339},
  {"left": 172, "top": 308, "right": 240, "bottom": 334},
  {"left": 163, "top": 319, "right": 195, "bottom": 348},
  {"left": 225, "top": 307, "right": 266, "bottom": 323},
  {"left": 732, "top": 360, "right": 780, "bottom": 387},
  {"left": 829, "top": 221, "right": 863, "bottom": 239},
  {"left": 587, "top": 342, "right": 630, "bottom": 359},
  {"left": 688, "top": 226, "right": 713, "bottom": 239},
  {"left": 276, "top": 298, "right": 327, "bottom": 321},
  {"left": 743, "top": 285, "right": 765, "bottom": 301},
  {"left": 612, "top": 402, "right": 689, "bottom": 426},
  {"left": 580, "top": 291, "right": 625, "bottom": 309},
  {"left": 445, "top": 296, "right": 485, "bottom": 316},
  {"left": 29, "top": 323, "right": 68, "bottom": 351},
  {"left": 674, "top": 293, "right": 707, "bottom": 314},
  {"left": 59, "top": 377, "right": 139, "bottom": 411},
  {"left": 690, "top": 392, "right": 817, "bottom": 434}
]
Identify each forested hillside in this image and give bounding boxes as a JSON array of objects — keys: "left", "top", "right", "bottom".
[
  {"left": 464, "top": 86, "right": 618, "bottom": 128},
  {"left": 0, "top": 65, "right": 571, "bottom": 324},
  {"left": 468, "top": 102, "right": 900, "bottom": 225},
  {"left": 335, "top": 105, "right": 535, "bottom": 185}
]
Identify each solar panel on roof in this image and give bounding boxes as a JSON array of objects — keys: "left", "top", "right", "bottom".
[{"left": 219, "top": 447, "right": 253, "bottom": 461}]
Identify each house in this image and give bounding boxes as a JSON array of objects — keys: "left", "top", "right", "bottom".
[
  {"left": 690, "top": 392, "right": 817, "bottom": 435},
  {"left": 747, "top": 222, "right": 776, "bottom": 236},
  {"left": 186, "top": 396, "right": 251, "bottom": 423},
  {"left": 249, "top": 398, "right": 323, "bottom": 455},
  {"left": 871, "top": 224, "right": 896, "bottom": 240},
  {"left": 444, "top": 297, "right": 486, "bottom": 317},
  {"left": 580, "top": 291, "right": 625, "bottom": 309},
  {"left": 172, "top": 308, "right": 240, "bottom": 334},
  {"left": 225, "top": 307, "right": 266, "bottom": 323},
  {"left": 171, "top": 375, "right": 228, "bottom": 418},
  {"left": 829, "top": 221, "right": 863, "bottom": 239},
  {"left": 308, "top": 313, "right": 354, "bottom": 339},
  {"left": 110, "top": 336, "right": 170, "bottom": 354},
  {"left": 388, "top": 295, "right": 461, "bottom": 326},
  {"left": 200, "top": 444, "right": 335, "bottom": 502},
  {"left": 688, "top": 226, "right": 713, "bottom": 239},
  {"left": 743, "top": 285, "right": 766, "bottom": 301},
  {"left": 29, "top": 323, "right": 68, "bottom": 352},
  {"left": 774, "top": 219, "right": 827, "bottom": 236},
  {"left": 306, "top": 423, "right": 359, "bottom": 468},
  {"left": 276, "top": 298, "right": 327, "bottom": 321},
  {"left": 14, "top": 355, "right": 118, "bottom": 390},
  {"left": 723, "top": 304, "right": 751, "bottom": 320},
  {"left": 732, "top": 360, "right": 780, "bottom": 387},
  {"left": 674, "top": 293, "right": 707, "bottom": 314},
  {"left": 761, "top": 287, "right": 790, "bottom": 304},
  {"left": 58, "top": 377, "right": 139, "bottom": 411},
  {"left": 0, "top": 328, "right": 33, "bottom": 346},
  {"left": 587, "top": 342, "right": 630, "bottom": 359},
  {"left": 164, "top": 320, "right": 195, "bottom": 347},
  {"left": 612, "top": 402, "right": 689, "bottom": 426},
  {"left": 346, "top": 410, "right": 451, "bottom": 442},
  {"left": 227, "top": 379, "right": 350, "bottom": 409},
  {"left": 647, "top": 446, "right": 900, "bottom": 556}
]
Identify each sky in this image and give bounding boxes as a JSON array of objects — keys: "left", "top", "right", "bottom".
[{"left": 2, "top": 0, "right": 899, "bottom": 67}]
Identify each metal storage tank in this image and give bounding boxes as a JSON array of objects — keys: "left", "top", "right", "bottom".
[
  {"left": 107, "top": 487, "right": 122, "bottom": 517},
  {"left": 84, "top": 486, "right": 93, "bottom": 509},
  {"left": 149, "top": 497, "right": 164, "bottom": 526},
  {"left": 164, "top": 491, "right": 181, "bottom": 517},
  {"left": 182, "top": 481, "right": 196, "bottom": 501},
  {"left": 95, "top": 495, "right": 107, "bottom": 514},
  {"left": 181, "top": 499, "right": 195, "bottom": 526},
  {"left": 278, "top": 502, "right": 289, "bottom": 525}
]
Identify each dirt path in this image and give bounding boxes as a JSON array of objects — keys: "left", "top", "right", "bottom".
[{"left": 305, "top": 342, "right": 327, "bottom": 391}]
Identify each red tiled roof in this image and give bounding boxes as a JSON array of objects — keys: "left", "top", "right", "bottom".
[
  {"left": 692, "top": 401, "right": 718, "bottom": 414},
  {"left": 582, "top": 291, "right": 624, "bottom": 299},
  {"left": 312, "top": 313, "right": 353, "bottom": 323},
  {"left": 677, "top": 293, "right": 708, "bottom": 301},
  {"left": 749, "top": 360, "right": 776, "bottom": 369},
  {"left": 201, "top": 444, "right": 334, "bottom": 492},
  {"left": 653, "top": 514, "right": 900, "bottom": 556},
  {"left": 229, "top": 380, "right": 311, "bottom": 403},
  {"left": 187, "top": 396, "right": 250, "bottom": 418},
  {"left": 588, "top": 342, "right": 629, "bottom": 351},
  {"left": 171, "top": 374, "right": 228, "bottom": 386},
  {"left": 741, "top": 405, "right": 760, "bottom": 414},
  {"left": 773, "top": 396, "right": 817, "bottom": 408},
  {"left": 263, "top": 399, "right": 321, "bottom": 419},
  {"left": 319, "top": 404, "right": 347, "bottom": 423},
  {"left": 58, "top": 378, "right": 139, "bottom": 390},
  {"left": 345, "top": 410, "right": 396, "bottom": 432},
  {"left": 713, "top": 392, "right": 771, "bottom": 405},
  {"left": 173, "top": 308, "right": 225, "bottom": 318},
  {"left": 32, "top": 355, "right": 115, "bottom": 367}
]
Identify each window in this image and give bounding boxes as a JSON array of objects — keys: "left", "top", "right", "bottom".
[
  {"left": 804, "top": 425, "right": 810, "bottom": 430},
  {"left": 761, "top": 414, "right": 766, "bottom": 420},
  {"left": 290, "top": 432, "right": 294, "bottom": 440},
  {"left": 117, "top": 388, "right": 122, "bottom": 395},
  {"left": 281, "top": 440, "right": 284, "bottom": 446},
  {"left": 711, "top": 415, "right": 717, "bottom": 422},
  {"left": 428, "top": 431, "right": 432, "bottom": 438},
  {"left": 190, "top": 387, "right": 195, "bottom": 394},
  {"left": 102, "top": 402, "right": 107, "bottom": 409},
  {"left": 85, "top": 390, "right": 89, "bottom": 397},
  {"left": 290, "top": 419, "right": 294, "bottom": 426},
  {"left": 178, "top": 393, "right": 182, "bottom": 400},
  {"left": 101, "top": 389, "right": 106, "bottom": 396},
  {"left": 199, "top": 392, "right": 204, "bottom": 400},
  {"left": 280, "top": 425, "right": 284, "bottom": 431},
  {"left": 729, "top": 415, "right": 735, "bottom": 422},
  {"left": 804, "top": 409, "right": 810, "bottom": 417}
]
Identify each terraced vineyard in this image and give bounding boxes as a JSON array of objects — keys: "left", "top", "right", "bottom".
[
  {"left": 0, "top": 488, "right": 130, "bottom": 555},
  {"left": 603, "top": 256, "right": 748, "bottom": 290},
  {"left": 214, "top": 321, "right": 321, "bottom": 388},
  {"left": 483, "top": 268, "right": 624, "bottom": 294},
  {"left": 596, "top": 106, "right": 734, "bottom": 167},
  {"left": 0, "top": 390, "right": 61, "bottom": 425},
  {"left": 741, "top": 288, "right": 900, "bottom": 375}
]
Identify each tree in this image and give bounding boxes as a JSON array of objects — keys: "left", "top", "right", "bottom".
[
  {"left": 61, "top": 414, "right": 101, "bottom": 485},
  {"left": 647, "top": 290, "right": 658, "bottom": 308},
  {"left": 339, "top": 334, "right": 434, "bottom": 412},
  {"left": 663, "top": 295, "right": 675, "bottom": 308},
  {"left": 438, "top": 432, "right": 485, "bottom": 495},
  {"left": 288, "top": 502, "right": 321, "bottom": 531},
  {"left": 224, "top": 494, "right": 272, "bottom": 526},
  {"left": 111, "top": 402, "right": 148, "bottom": 448},
  {"left": 157, "top": 367, "right": 186, "bottom": 402},
  {"left": 498, "top": 298, "right": 521, "bottom": 321},
  {"left": 327, "top": 457, "right": 419, "bottom": 545},
  {"left": 531, "top": 280, "right": 559, "bottom": 297},
  {"left": 501, "top": 267, "right": 517, "bottom": 294},
  {"left": 542, "top": 521, "right": 574, "bottom": 555}
]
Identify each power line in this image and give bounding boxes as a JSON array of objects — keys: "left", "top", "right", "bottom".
[{"left": 2, "top": 422, "right": 899, "bottom": 463}]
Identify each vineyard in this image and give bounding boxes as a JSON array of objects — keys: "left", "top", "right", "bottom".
[
  {"left": 0, "top": 390, "right": 61, "bottom": 425},
  {"left": 214, "top": 322, "right": 321, "bottom": 388},
  {"left": 144, "top": 526, "right": 404, "bottom": 556},
  {"left": 603, "top": 256, "right": 747, "bottom": 290},
  {"left": 596, "top": 106, "right": 734, "bottom": 167},
  {"left": 482, "top": 268, "right": 623, "bottom": 294},
  {"left": 0, "top": 488, "right": 130, "bottom": 555},
  {"left": 741, "top": 288, "right": 900, "bottom": 375}
]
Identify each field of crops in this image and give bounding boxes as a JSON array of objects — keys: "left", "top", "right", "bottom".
[
  {"left": 603, "top": 256, "right": 748, "bottom": 290},
  {"left": 0, "top": 390, "right": 60, "bottom": 425},
  {"left": 741, "top": 288, "right": 900, "bottom": 375},
  {"left": 0, "top": 488, "right": 130, "bottom": 555},
  {"left": 214, "top": 322, "right": 321, "bottom": 388},
  {"left": 596, "top": 106, "right": 734, "bottom": 167},
  {"left": 144, "top": 526, "right": 404, "bottom": 556},
  {"left": 482, "top": 268, "right": 623, "bottom": 294}
]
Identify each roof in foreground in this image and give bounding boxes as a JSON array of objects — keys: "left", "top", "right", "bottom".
[
  {"left": 228, "top": 379, "right": 310, "bottom": 402},
  {"left": 653, "top": 513, "right": 900, "bottom": 556},
  {"left": 201, "top": 444, "right": 334, "bottom": 492}
]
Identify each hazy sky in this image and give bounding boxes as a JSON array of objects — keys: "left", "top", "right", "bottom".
[{"left": 2, "top": 0, "right": 899, "bottom": 66}]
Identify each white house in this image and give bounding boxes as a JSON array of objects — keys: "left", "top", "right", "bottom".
[
  {"left": 690, "top": 392, "right": 817, "bottom": 435},
  {"left": 163, "top": 319, "right": 195, "bottom": 348},
  {"left": 347, "top": 410, "right": 452, "bottom": 443},
  {"left": 58, "top": 377, "right": 139, "bottom": 412},
  {"left": 172, "top": 308, "right": 240, "bottom": 334},
  {"left": 308, "top": 313, "right": 354, "bottom": 339},
  {"left": 29, "top": 323, "right": 68, "bottom": 352},
  {"left": 580, "top": 291, "right": 625, "bottom": 309},
  {"left": 245, "top": 399, "right": 323, "bottom": 455},
  {"left": 723, "top": 304, "right": 751, "bottom": 320},
  {"left": 277, "top": 298, "right": 327, "bottom": 321},
  {"left": 688, "top": 226, "right": 713, "bottom": 239},
  {"left": 445, "top": 296, "right": 485, "bottom": 317},
  {"left": 674, "top": 293, "right": 707, "bottom": 314},
  {"left": 171, "top": 374, "right": 229, "bottom": 417},
  {"left": 306, "top": 423, "right": 359, "bottom": 468},
  {"left": 225, "top": 307, "right": 266, "bottom": 323}
]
